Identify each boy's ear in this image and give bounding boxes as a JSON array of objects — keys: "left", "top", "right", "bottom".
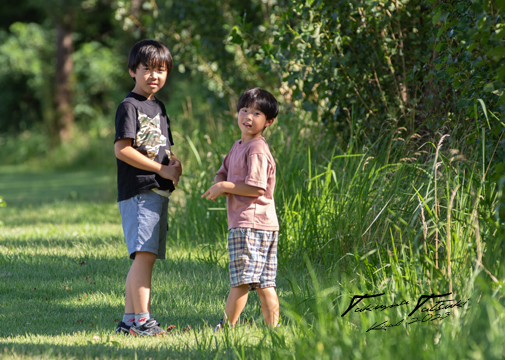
[
  {"left": 128, "top": 68, "right": 136, "bottom": 78},
  {"left": 265, "top": 118, "right": 275, "bottom": 128}
]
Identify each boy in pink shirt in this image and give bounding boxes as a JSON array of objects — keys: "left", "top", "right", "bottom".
[{"left": 202, "top": 88, "right": 280, "bottom": 329}]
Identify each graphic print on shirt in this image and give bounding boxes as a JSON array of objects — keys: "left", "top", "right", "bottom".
[{"left": 134, "top": 111, "right": 167, "bottom": 160}]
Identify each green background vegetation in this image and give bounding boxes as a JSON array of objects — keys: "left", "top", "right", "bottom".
[{"left": 0, "top": 0, "right": 504, "bottom": 359}]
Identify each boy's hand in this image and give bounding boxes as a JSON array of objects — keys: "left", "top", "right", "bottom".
[
  {"left": 115, "top": 140, "right": 182, "bottom": 186},
  {"left": 202, "top": 183, "right": 227, "bottom": 202},
  {"left": 169, "top": 155, "right": 183, "bottom": 176},
  {"left": 158, "top": 165, "right": 180, "bottom": 186}
]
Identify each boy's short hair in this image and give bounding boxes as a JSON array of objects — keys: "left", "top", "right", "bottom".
[
  {"left": 128, "top": 39, "right": 173, "bottom": 75},
  {"left": 237, "top": 88, "right": 279, "bottom": 120}
]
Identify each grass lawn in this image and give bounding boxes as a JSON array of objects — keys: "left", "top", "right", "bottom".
[
  {"left": 0, "top": 166, "right": 298, "bottom": 359},
  {"left": 1, "top": 165, "right": 504, "bottom": 359}
]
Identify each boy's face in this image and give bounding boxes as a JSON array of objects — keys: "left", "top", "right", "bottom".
[
  {"left": 237, "top": 105, "right": 274, "bottom": 143},
  {"left": 129, "top": 64, "right": 168, "bottom": 100}
]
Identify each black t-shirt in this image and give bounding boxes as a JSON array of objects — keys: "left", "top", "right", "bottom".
[{"left": 114, "top": 92, "right": 175, "bottom": 202}]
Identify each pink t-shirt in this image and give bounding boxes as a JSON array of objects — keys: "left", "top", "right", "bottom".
[{"left": 216, "top": 137, "right": 279, "bottom": 231}]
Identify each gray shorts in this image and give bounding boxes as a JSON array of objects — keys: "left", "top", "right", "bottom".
[{"left": 118, "top": 190, "right": 169, "bottom": 260}]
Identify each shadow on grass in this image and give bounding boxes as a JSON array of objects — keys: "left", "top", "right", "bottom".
[
  {"left": 1, "top": 241, "right": 296, "bottom": 338},
  {"left": 0, "top": 247, "right": 234, "bottom": 337},
  {"left": 0, "top": 341, "right": 228, "bottom": 360},
  {"left": 0, "top": 201, "right": 121, "bottom": 227},
  {"left": 0, "top": 166, "right": 116, "bottom": 207}
]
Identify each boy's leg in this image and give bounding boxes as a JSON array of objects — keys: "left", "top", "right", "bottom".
[
  {"left": 224, "top": 284, "right": 249, "bottom": 326},
  {"left": 256, "top": 287, "right": 279, "bottom": 326},
  {"left": 124, "top": 251, "right": 157, "bottom": 316},
  {"left": 118, "top": 192, "right": 168, "bottom": 336},
  {"left": 255, "top": 231, "right": 279, "bottom": 326}
]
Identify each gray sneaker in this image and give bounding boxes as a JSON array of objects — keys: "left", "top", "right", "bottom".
[
  {"left": 115, "top": 321, "right": 132, "bottom": 335},
  {"left": 129, "top": 318, "right": 166, "bottom": 337}
]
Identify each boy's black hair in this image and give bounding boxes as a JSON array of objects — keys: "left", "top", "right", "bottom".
[
  {"left": 128, "top": 39, "right": 173, "bottom": 79},
  {"left": 237, "top": 88, "right": 279, "bottom": 120}
]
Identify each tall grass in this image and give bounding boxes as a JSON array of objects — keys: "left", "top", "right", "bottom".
[
  {"left": 172, "top": 104, "right": 502, "bottom": 275},
  {"left": 163, "top": 101, "right": 504, "bottom": 357}
]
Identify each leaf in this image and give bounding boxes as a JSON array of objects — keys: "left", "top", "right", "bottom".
[
  {"left": 486, "top": 46, "right": 505, "bottom": 61},
  {"left": 497, "top": 64, "right": 505, "bottom": 79},
  {"left": 182, "top": 325, "right": 192, "bottom": 332},
  {"left": 475, "top": 99, "right": 491, "bottom": 129},
  {"left": 432, "top": 11, "right": 442, "bottom": 25},
  {"left": 496, "top": 0, "right": 505, "bottom": 11},
  {"left": 483, "top": 83, "right": 495, "bottom": 92},
  {"left": 494, "top": 28, "right": 505, "bottom": 40},
  {"left": 228, "top": 27, "right": 243, "bottom": 45}
]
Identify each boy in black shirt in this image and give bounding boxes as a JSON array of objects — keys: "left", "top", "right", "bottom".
[{"left": 114, "top": 39, "right": 182, "bottom": 336}]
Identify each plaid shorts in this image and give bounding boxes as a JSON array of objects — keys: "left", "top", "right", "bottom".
[{"left": 228, "top": 227, "right": 278, "bottom": 290}]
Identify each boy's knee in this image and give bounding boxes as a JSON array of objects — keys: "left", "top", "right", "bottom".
[
  {"left": 257, "top": 286, "right": 274, "bottom": 293},
  {"left": 133, "top": 251, "right": 157, "bottom": 264},
  {"left": 257, "top": 287, "right": 278, "bottom": 299}
]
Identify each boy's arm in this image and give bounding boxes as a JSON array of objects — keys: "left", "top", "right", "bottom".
[
  {"left": 202, "top": 181, "right": 264, "bottom": 202},
  {"left": 218, "top": 181, "right": 265, "bottom": 196},
  {"left": 115, "top": 138, "right": 180, "bottom": 186}
]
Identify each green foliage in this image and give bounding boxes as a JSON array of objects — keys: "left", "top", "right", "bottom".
[
  {"left": 0, "top": 0, "right": 129, "bottom": 145},
  {"left": 117, "top": 0, "right": 280, "bottom": 100},
  {"left": 0, "top": 118, "right": 116, "bottom": 170},
  {"left": 0, "top": 0, "right": 44, "bottom": 31},
  {"left": 0, "top": 22, "right": 55, "bottom": 133},
  {"left": 426, "top": 0, "right": 505, "bottom": 114},
  {"left": 266, "top": 0, "right": 425, "bottom": 138},
  {"left": 213, "top": 0, "right": 505, "bottom": 150},
  {"left": 73, "top": 41, "right": 127, "bottom": 120},
  {"left": 0, "top": 22, "right": 128, "bottom": 135}
]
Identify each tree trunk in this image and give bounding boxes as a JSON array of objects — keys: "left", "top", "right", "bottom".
[
  {"left": 130, "top": 0, "right": 142, "bottom": 19},
  {"left": 55, "top": 21, "right": 74, "bottom": 142}
]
